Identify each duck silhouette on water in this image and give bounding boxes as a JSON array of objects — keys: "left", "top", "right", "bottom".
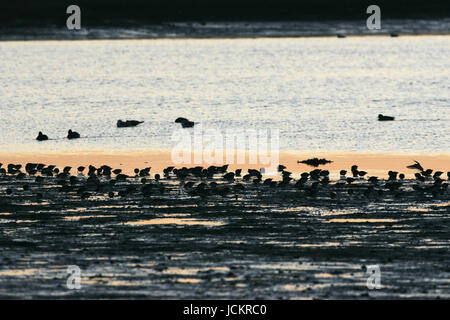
[
  {"left": 378, "top": 114, "right": 395, "bottom": 121},
  {"left": 117, "top": 120, "right": 144, "bottom": 128},
  {"left": 67, "top": 129, "right": 80, "bottom": 139},
  {"left": 36, "top": 131, "right": 48, "bottom": 141},
  {"left": 175, "top": 117, "right": 195, "bottom": 128}
]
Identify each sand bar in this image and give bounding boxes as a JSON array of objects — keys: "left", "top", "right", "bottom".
[{"left": 1, "top": 150, "right": 449, "bottom": 178}]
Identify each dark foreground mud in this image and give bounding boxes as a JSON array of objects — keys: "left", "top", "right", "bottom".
[{"left": 0, "top": 171, "right": 449, "bottom": 299}]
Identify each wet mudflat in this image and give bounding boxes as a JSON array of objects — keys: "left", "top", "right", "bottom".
[{"left": 0, "top": 172, "right": 449, "bottom": 299}]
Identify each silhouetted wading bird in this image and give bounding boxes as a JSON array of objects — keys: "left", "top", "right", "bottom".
[
  {"left": 36, "top": 131, "right": 48, "bottom": 141},
  {"left": 422, "top": 169, "right": 433, "bottom": 177},
  {"left": 117, "top": 120, "right": 144, "bottom": 128},
  {"left": 433, "top": 171, "right": 443, "bottom": 180},
  {"left": 88, "top": 165, "right": 96, "bottom": 176},
  {"left": 25, "top": 163, "right": 38, "bottom": 175},
  {"left": 388, "top": 171, "right": 398, "bottom": 181},
  {"left": 358, "top": 171, "right": 367, "bottom": 178},
  {"left": 7, "top": 164, "right": 22, "bottom": 174},
  {"left": 224, "top": 172, "right": 235, "bottom": 182},
  {"left": 99, "top": 165, "right": 111, "bottom": 176},
  {"left": 67, "top": 130, "right": 80, "bottom": 139},
  {"left": 163, "top": 166, "right": 174, "bottom": 177},
  {"left": 407, "top": 160, "right": 424, "bottom": 172},
  {"left": 116, "top": 174, "right": 128, "bottom": 181},
  {"left": 378, "top": 114, "right": 395, "bottom": 121},
  {"left": 351, "top": 165, "right": 359, "bottom": 177},
  {"left": 415, "top": 173, "right": 425, "bottom": 182},
  {"left": 368, "top": 176, "right": 378, "bottom": 184},
  {"left": 248, "top": 169, "right": 262, "bottom": 179},
  {"left": 139, "top": 167, "right": 151, "bottom": 177}
]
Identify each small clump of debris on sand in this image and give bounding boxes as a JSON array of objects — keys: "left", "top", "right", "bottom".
[{"left": 297, "top": 158, "right": 333, "bottom": 167}]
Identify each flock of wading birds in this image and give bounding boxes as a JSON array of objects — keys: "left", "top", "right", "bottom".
[
  {"left": 0, "top": 158, "right": 448, "bottom": 201},
  {"left": 2, "top": 114, "right": 446, "bottom": 201}
]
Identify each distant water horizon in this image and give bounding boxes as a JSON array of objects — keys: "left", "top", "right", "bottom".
[
  {"left": 1, "top": 35, "right": 448, "bottom": 154},
  {"left": 1, "top": 19, "right": 450, "bottom": 41}
]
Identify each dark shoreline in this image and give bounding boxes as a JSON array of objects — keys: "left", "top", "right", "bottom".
[{"left": 1, "top": 19, "right": 449, "bottom": 41}]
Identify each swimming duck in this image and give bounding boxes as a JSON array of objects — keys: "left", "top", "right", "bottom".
[
  {"left": 175, "top": 117, "right": 189, "bottom": 123},
  {"left": 36, "top": 131, "right": 48, "bottom": 141},
  {"left": 67, "top": 129, "right": 80, "bottom": 139},
  {"left": 117, "top": 120, "right": 144, "bottom": 128},
  {"left": 378, "top": 114, "right": 395, "bottom": 121},
  {"left": 181, "top": 120, "right": 194, "bottom": 128},
  {"left": 175, "top": 117, "right": 195, "bottom": 128}
]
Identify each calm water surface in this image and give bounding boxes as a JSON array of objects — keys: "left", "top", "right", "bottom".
[{"left": 0, "top": 36, "right": 449, "bottom": 153}]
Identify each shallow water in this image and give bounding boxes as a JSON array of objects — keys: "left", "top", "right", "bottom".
[
  {"left": 0, "top": 173, "right": 449, "bottom": 298},
  {"left": 1, "top": 36, "right": 449, "bottom": 153}
]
